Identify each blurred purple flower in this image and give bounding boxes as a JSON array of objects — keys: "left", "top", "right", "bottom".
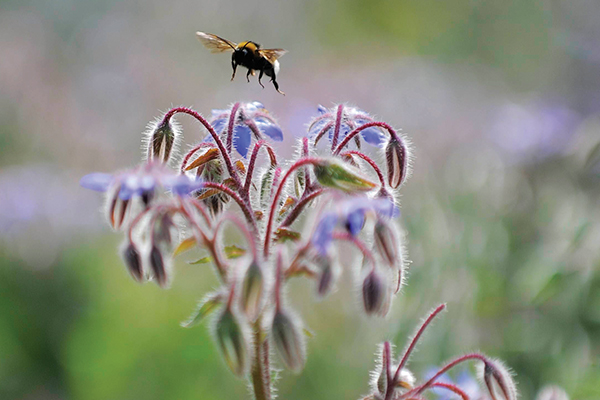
[
  {"left": 308, "top": 105, "right": 385, "bottom": 147},
  {"left": 490, "top": 101, "right": 580, "bottom": 161},
  {"left": 209, "top": 101, "right": 284, "bottom": 158}
]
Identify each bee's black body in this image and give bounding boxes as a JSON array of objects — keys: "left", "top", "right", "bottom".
[
  {"left": 231, "top": 41, "right": 282, "bottom": 93},
  {"left": 196, "top": 32, "right": 286, "bottom": 94}
]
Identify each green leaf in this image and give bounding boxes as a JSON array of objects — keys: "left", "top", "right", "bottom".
[
  {"left": 189, "top": 257, "right": 211, "bottom": 265},
  {"left": 181, "top": 293, "right": 223, "bottom": 328},
  {"left": 173, "top": 237, "right": 197, "bottom": 256},
  {"left": 224, "top": 245, "right": 246, "bottom": 259}
]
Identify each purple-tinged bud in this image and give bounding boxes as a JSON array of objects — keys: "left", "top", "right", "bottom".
[
  {"left": 149, "top": 245, "right": 170, "bottom": 288},
  {"left": 153, "top": 213, "right": 175, "bottom": 248},
  {"left": 374, "top": 219, "right": 400, "bottom": 268},
  {"left": 535, "top": 385, "right": 569, "bottom": 400},
  {"left": 362, "top": 268, "right": 390, "bottom": 317},
  {"left": 121, "top": 241, "right": 144, "bottom": 282},
  {"left": 271, "top": 309, "right": 306, "bottom": 372},
  {"left": 385, "top": 137, "right": 408, "bottom": 189},
  {"left": 106, "top": 186, "right": 131, "bottom": 230},
  {"left": 215, "top": 308, "right": 250, "bottom": 376},
  {"left": 146, "top": 118, "right": 180, "bottom": 164},
  {"left": 481, "top": 359, "right": 518, "bottom": 400},
  {"left": 240, "top": 260, "right": 264, "bottom": 320},
  {"left": 313, "top": 159, "right": 376, "bottom": 193}
]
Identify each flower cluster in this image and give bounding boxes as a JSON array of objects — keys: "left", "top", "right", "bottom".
[{"left": 81, "top": 102, "right": 517, "bottom": 400}]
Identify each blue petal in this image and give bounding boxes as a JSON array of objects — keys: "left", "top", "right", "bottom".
[
  {"left": 165, "top": 175, "right": 204, "bottom": 196},
  {"left": 308, "top": 119, "right": 327, "bottom": 137},
  {"left": 211, "top": 118, "right": 227, "bottom": 134},
  {"left": 317, "top": 105, "right": 328, "bottom": 115},
  {"left": 360, "top": 127, "right": 384, "bottom": 146},
  {"left": 328, "top": 122, "right": 350, "bottom": 142},
  {"left": 80, "top": 173, "right": 113, "bottom": 192},
  {"left": 257, "top": 121, "right": 283, "bottom": 141},
  {"left": 345, "top": 209, "right": 365, "bottom": 236},
  {"left": 312, "top": 213, "right": 338, "bottom": 255},
  {"left": 233, "top": 124, "right": 252, "bottom": 158},
  {"left": 246, "top": 101, "right": 265, "bottom": 112},
  {"left": 211, "top": 109, "right": 229, "bottom": 118}
]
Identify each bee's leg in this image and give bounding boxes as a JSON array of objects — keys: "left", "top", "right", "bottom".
[
  {"left": 246, "top": 69, "right": 252, "bottom": 83},
  {"left": 231, "top": 61, "right": 237, "bottom": 81},
  {"left": 271, "top": 75, "right": 285, "bottom": 95},
  {"left": 258, "top": 69, "right": 265, "bottom": 89}
]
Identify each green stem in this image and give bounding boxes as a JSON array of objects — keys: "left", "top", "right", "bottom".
[{"left": 250, "top": 319, "right": 271, "bottom": 400}]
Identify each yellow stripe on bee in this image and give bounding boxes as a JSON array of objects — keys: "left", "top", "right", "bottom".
[{"left": 236, "top": 41, "right": 258, "bottom": 51}]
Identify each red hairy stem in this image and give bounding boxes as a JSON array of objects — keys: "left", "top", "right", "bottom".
[
  {"left": 178, "top": 200, "right": 227, "bottom": 279},
  {"left": 251, "top": 316, "right": 272, "bottom": 400},
  {"left": 395, "top": 304, "right": 446, "bottom": 380},
  {"left": 202, "top": 182, "right": 257, "bottom": 231},
  {"left": 278, "top": 188, "right": 328, "bottom": 228},
  {"left": 313, "top": 121, "right": 334, "bottom": 147},
  {"left": 330, "top": 104, "right": 345, "bottom": 151},
  {"left": 334, "top": 121, "right": 402, "bottom": 155},
  {"left": 161, "top": 107, "right": 242, "bottom": 190},
  {"left": 341, "top": 150, "right": 386, "bottom": 187},
  {"left": 301, "top": 137, "right": 312, "bottom": 190},
  {"left": 186, "top": 197, "right": 213, "bottom": 228},
  {"left": 244, "top": 140, "right": 277, "bottom": 195},
  {"left": 226, "top": 102, "right": 241, "bottom": 153},
  {"left": 429, "top": 383, "right": 470, "bottom": 400},
  {"left": 263, "top": 157, "right": 322, "bottom": 258},
  {"left": 332, "top": 231, "right": 376, "bottom": 264},
  {"left": 403, "top": 353, "right": 489, "bottom": 399}
]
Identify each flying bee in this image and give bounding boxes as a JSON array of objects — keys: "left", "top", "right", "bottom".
[{"left": 196, "top": 32, "right": 287, "bottom": 95}]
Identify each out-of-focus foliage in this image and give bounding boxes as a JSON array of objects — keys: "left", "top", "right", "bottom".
[{"left": 1, "top": 0, "right": 600, "bottom": 399}]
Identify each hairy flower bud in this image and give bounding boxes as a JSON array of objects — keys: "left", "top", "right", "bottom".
[
  {"left": 374, "top": 219, "right": 400, "bottom": 268},
  {"left": 121, "top": 241, "right": 144, "bottom": 282},
  {"left": 149, "top": 245, "right": 170, "bottom": 288},
  {"left": 536, "top": 385, "right": 569, "bottom": 400},
  {"left": 385, "top": 137, "right": 408, "bottom": 189},
  {"left": 240, "top": 260, "right": 264, "bottom": 320},
  {"left": 362, "top": 268, "right": 390, "bottom": 317},
  {"left": 215, "top": 308, "right": 250, "bottom": 376},
  {"left": 271, "top": 309, "right": 306, "bottom": 372},
  {"left": 147, "top": 118, "right": 179, "bottom": 164},
  {"left": 481, "top": 359, "right": 518, "bottom": 400},
  {"left": 313, "top": 159, "right": 376, "bottom": 193}
]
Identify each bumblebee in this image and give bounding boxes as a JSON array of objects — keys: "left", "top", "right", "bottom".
[{"left": 196, "top": 32, "right": 287, "bottom": 95}]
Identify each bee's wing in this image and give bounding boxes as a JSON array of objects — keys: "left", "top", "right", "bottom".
[
  {"left": 196, "top": 32, "right": 237, "bottom": 53},
  {"left": 258, "top": 48, "right": 287, "bottom": 64}
]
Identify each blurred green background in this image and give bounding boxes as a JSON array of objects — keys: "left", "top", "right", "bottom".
[{"left": 1, "top": 0, "right": 600, "bottom": 399}]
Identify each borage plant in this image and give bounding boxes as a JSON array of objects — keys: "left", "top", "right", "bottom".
[{"left": 81, "top": 102, "right": 516, "bottom": 400}]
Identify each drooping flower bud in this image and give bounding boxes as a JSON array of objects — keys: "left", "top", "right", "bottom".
[
  {"left": 374, "top": 219, "right": 400, "bottom": 268},
  {"left": 535, "top": 385, "right": 569, "bottom": 400},
  {"left": 362, "top": 267, "right": 390, "bottom": 317},
  {"left": 215, "top": 308, "right": 250, "bottom": 376},
  {"left": 313, "top": 159, "right": 376, "bottom": 193},
  {"left": 149, "top": 245, "right": 170, "bottom": 288},
  {"left": 385, "top": 137, "right": 408, "bottom": 189},
  {"left": 147, "top": 118, "right": 180, "bottom": 164},
  {"left": 240, "top": 260, "right": 264, "bottom": 320},
  {"left": 121, "top": 241, "right": 144, "bottom": 282},
  {"left": 106, "top": 186, "right": 131, "bottom": 230},
  {"left": 271, "top": 309, "right": 306, "bottom": 372},
  {"left": 481, "top": 359, "right": 518, "bottom": 400}
]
